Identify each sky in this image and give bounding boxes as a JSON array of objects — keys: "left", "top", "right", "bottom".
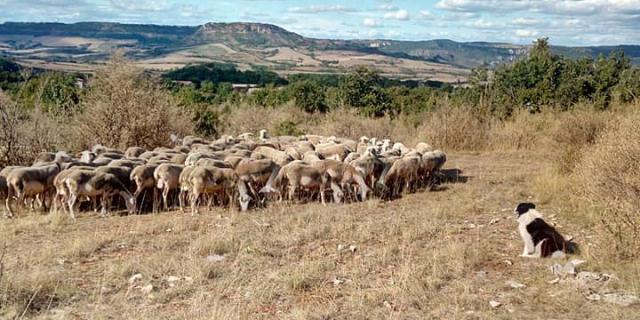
[{"left": 0, "top": 0, "right": 639, "bottom": 46}]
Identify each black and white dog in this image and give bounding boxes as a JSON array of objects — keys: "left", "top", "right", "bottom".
[{"left": 515, "top": 203, "right": 570, "bottom": 258}]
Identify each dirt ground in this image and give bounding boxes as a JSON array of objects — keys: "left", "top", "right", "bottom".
[{"left": 0, "top": 152, "right": 637, "bottom": 319}]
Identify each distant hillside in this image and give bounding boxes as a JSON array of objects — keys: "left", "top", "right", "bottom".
[{"left": 1, "top": 21, "right": 638, "bottom": 82}]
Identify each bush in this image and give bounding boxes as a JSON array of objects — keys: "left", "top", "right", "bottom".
[
  {"left": 76, "top": 54, "right": 192, "bottom": 150},
  {"left": 575, "top": 112, "right": 640, "bottom": 258},
  {"left": 273, "top": 119, "right": 304, "bottom": 137},
  {"left": 551, "top": 107, "right": 611, "bottom": 174}
]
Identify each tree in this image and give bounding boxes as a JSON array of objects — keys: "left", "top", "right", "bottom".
[
  {"left": 339, "top": 67, "right": 390, "bottom": 117},
  {"left": 289, "top": 80, "right": 327, "bottom": 113}
]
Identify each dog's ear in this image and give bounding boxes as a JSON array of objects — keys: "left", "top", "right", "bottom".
[{"left": 515, "top": 202, "right": 536, "bottom": 215}]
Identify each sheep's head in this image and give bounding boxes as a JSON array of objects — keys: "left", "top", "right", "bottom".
[{"left": 238, "top": 193, "right": 252, "bottom": 212}]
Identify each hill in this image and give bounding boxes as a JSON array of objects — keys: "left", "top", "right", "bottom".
[{"left": 1, "top": 21, "right": 639, "bottom": 82}]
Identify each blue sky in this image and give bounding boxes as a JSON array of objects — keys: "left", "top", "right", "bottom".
[{"left": 0, "top": 0, "right": 639, "bottom": 46}]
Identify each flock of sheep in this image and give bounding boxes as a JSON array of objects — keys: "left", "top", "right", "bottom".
[{"left": 0, "top": 130, "right": 447, "bottom": 219}]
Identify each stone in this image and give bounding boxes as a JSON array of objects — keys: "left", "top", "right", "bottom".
[
  {"left": 602, "top": 293, "right": 640, "bottom": 307},
  {"left": 349, "top": 245, "right": 357, "bottom": 253},
  {"left": 585, "top": 293, "right": 601, "bottom": 301},
  {"left": 489, "top": 300, "right": 502, "bottom": 308},
  {"left": 206, "top": 254, "right": 226, "bottom": 262},
  {"left": 140, "top": 284, "right": 153, "bottom": 294},
  {"left": 128, "top": 273, "right": 143, "bottom": 284},
  {"left": 506, "top": 280, "right": 526, "bottom": 289}
]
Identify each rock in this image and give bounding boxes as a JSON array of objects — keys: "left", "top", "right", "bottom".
[
  {"left": 489, "top": 218, "right": 500, "bottom": 225},
  {"left": 548, "top": 278, "right": 560, "bottom": 284},
  {"left": 585, "top": 293, "right": 601, "bottom": 301},
  {"left": 206, "top": 254, "right": 226, "bottom": 262},
  {"left": 128, "top": 273, "right": 143, "bottom": 284},
  {"left": 503, "top": 259, "right": 513, "bottom": 266},
  {"left": 333, "top": 278, "right": 344, "bottom": 286},
  {"left": 603, "top": 293, "right": 640, "bottom": 307},
  {"left": 506, "top": 280, "right": 526, "bottom": 289},
  {"left": 166, "top": 276, "right": 180, "bottom": 286},
  {"left": 337, "top": 244, "right": 345, "bottom": 251},
  {"left": 140, "top": 284, "right": 153, "bottom": 294},
  {"left": 551, "top": 260, "right": 587, "bottom": 277},
  {"left": 575, "top": 272, "right": 613, "bottom": 290},
  {"left": 475, "top": 271, "right": 488, "bottom": 279},
  {"left": 489, "top": 300, "right": 502, "bottom": 308},
  {"left": 184, "top": 276, "right": 194, "bottom": 282},
  {"left": 349, "top": 245, "right": 357, "bottom": 253}
]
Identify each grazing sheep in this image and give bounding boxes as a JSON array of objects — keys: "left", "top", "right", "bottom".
[
  {"left": 130, "top": 164, "right": 159, "bottom": 209},
  {"left": 65, "top": 170, "right": 136, "bottom": 219},
  {"left": 311, "top": 159, "right": 370, "bottom": 203},
  {"left": 189, "top": 166, "right": 238, "bottom": 215},
  {"left": 5, "top": 163, "right": 61, "bottom": 217},
  {"left": 261, "top": 161, "right": 328, "bottom": 205},
  {"left": 378, "top": 156, "right": 421, "bottom": 197},
  {"left": 153, "top": 164, "right": 184, "bottom": 211},
  {"left": 234, "top": 159, "right": 280, "bottom": 211}
]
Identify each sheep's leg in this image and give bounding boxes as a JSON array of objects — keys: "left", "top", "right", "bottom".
[
  {"left": 190, "top": 192, "right": 199, "bottom": 216},
  {"left": 330, "top": 182, "right": 343, "bottom": 204},
  {"left": 67, "top": 194, "right": 78, "bottom": 220},
  {"left": 319, "top": 186, "right": 326, "bottom": 206},
  {"left": 4, "top": 190, "right": 14, "bottom": 218},
  {"left": 288, "top": 185, "right": 296, "bottom": 203},
  {"left": 162, "top": 187, "right": 169, "bottom": 212}
]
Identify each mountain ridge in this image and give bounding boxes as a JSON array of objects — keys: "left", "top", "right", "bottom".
[{"left": 1, "top": 21, "right": 638, "bottom": 81}]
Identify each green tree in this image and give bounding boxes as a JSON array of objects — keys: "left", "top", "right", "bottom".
[
  {"left": 339, "top": 67, "right": 390, "bottom": 117},
  {"left": 289, "top": 80, "right": 327, "bottom": 113}
]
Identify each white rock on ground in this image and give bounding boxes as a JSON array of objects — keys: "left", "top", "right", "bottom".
[
  {"left": 603, "top": 293, "right": 640, "bottom": 307},
  {"left": 489, "top": 300, "right": 502, "bottom": 308},
  {"left": 506, "top": 280, "right": 526, "bottom": 289},
  {"left": 206, "top": 254, "right": 226, "bottom": 262},
  {"left": 140, "top": 284, "right": 153, "bottom": 294},
  {"left": 128, "top": 273, "right": 143, "bottom": 284}
]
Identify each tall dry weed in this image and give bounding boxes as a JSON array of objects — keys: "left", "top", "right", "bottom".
[{"left": 575, "top": 112, "right": 640, "bottom": 258}]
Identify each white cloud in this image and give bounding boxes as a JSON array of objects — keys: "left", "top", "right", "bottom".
[
  {"left": 288, "top": 5, "right": 356, "bottom": 14},
  {"left": 383, "top": 9, "right": 410, "bottom": 21},
  {"left": 512, "top": 17, "right": 542, "bottom": 26},
  {"left": 515, "top": 29, "right": 540, "bottom": 38},
  {"left": 419, "top": 10, "right": 433, "bottom": 19},
  {"left": 362, "top": 18, "right": 381, "bottom": 28},
  {"left": 378, "top": 3, "right": 398, "bottom": 11},
  {"left": 109, "top": 0, "right": 171, "bottom": 12}
]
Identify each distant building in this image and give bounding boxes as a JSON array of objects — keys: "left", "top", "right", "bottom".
[{"left": 232, "top": 84, "right": 259, "bottom": 94}]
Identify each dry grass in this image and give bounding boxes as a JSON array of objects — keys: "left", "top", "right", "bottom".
[{"left": 1, "top": 152, "right": 638, "bottom": 319}]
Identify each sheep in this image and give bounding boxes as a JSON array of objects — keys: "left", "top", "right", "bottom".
[
  {"left": 130, "top": 164, "right": 159, "bottom": 211},
  {"left": 315, "top": 144, "right": 352, "bottom": 161},
  {"left": 78, "top": 151, "right": 96, "bottom": 164},
  {"left": 252, "top": 146, "right": 293, "bottom": 166},
  {"left": 125, "top": 147, "right": 145, "bottom": 158},
  {"left": 4, "top": 163, "right": 61, "bottom": 217},
  {"left": 189, "top": 166, "right": 238, "bottom": 215},
  {"left": 108, "top": 159, "right": 142, "bottom": 169},
  {"left": 415, "top": 142, "right": 433, "bottom": 154},
  {"left": 378, "top": 156, "right": 421, "bottom": 198},
  {"left": 261, "top": 161, "right": 328, "bottom": 205},
  {"left": 0, "top": 174, "right": 7, "bottom": 202},
  {"left": 171, "top": 153, "right": 187, "bottom": 165},
  {"left": 182, "top": 135, "right": 207, "bottom": 147},
  {"left": 234, "top": 159, "right": 280, "bottom": 211},
  {"left": 310, "top": 159, "right": 370, "bottom": 203},
  {"left": 195, "top": 158, "right": 232, "bottom": 168},
  {"left": 178, "top": 166, "right": 195, "bottom": 212},
  {"left": 65, "top": 170, "right": 136, "bottom": 219},
  {"left": 95, "top": 166, "right": 133, "bottom": 191},
  {"left": 153, "top": 164, "right": 184, "bottom": 211}
]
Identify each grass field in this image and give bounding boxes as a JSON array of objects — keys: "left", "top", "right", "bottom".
[{"left": 1, "top": 151, "right": 638, "bottom": 319}]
